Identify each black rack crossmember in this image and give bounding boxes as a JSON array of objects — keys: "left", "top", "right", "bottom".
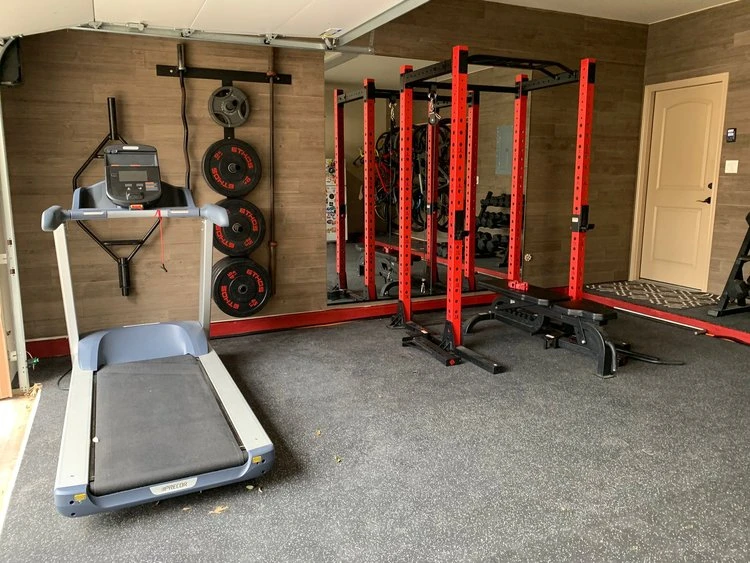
[{"left": 400, "top": 53, "right": 579, "bottom": 94}]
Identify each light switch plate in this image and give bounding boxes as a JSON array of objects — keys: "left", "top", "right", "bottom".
[{"left": 725, "top": 160, "right": 739, "bottom": 174}]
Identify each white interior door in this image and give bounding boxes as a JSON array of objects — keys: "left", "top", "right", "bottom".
[{"left": 639, "top": 81, "right": 724, "bottom": 290}]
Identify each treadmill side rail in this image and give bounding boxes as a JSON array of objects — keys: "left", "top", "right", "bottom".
[
  {"left": 199, "top": 349, "right": 274, "bottom": 453},
  {"left": 54, "top": 364, "right": 93, "bottom": 491}
]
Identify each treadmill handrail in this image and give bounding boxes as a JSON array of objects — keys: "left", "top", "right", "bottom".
[{"left": 42, "top": 204, "right": 229, "bottom": 231}]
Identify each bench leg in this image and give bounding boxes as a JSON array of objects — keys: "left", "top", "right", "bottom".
[
  {"left": 464, "top": 312, "right": 494, "bottom": 334},
  {"left": 556, "top": 321, "right": 616, "bottom": 378},
  {"left": 382, "top": 280, "right": 398, "bottom": 297}
]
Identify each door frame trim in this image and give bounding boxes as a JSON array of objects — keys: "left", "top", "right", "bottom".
[{"left": 629, "top": 73, "right": 729, "bottom": 291}]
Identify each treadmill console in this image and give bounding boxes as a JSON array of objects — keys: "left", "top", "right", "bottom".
[{"left": 104, "top": 145, "right": 162, "bottom": 208}]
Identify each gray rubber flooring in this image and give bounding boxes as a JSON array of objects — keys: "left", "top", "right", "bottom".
[{"left": 1, "top": 310, "right": 749, "bottom": 561}]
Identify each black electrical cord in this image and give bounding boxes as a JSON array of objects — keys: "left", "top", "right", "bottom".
[
  {"left": 57, "top": 368, "right": 72, "bottom": 391},
  {"left": 180, "top": 71, "right": 190, "bottom": 192}
]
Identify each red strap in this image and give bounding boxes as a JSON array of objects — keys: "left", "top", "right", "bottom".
[{"left": 156, "top": 210, "right": 168, "bottom": 272}]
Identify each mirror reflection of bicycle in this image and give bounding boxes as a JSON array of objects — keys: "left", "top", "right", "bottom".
[{"left": 353, "top": 122, "right": 451, "bottom": 233}]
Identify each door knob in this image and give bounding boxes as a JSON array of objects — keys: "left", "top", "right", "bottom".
[
  {"left": 707, "top": 182, "right": 713, "bottom": 190},
  {"left": 697, "top": 196, "right": 712, "bottom": 204}
]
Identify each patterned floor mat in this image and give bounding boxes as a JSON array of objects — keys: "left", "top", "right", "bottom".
[{"left": 586, "top": 280, "right": 720, "bottom": 310}]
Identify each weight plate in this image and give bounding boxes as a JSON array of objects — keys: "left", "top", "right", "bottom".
[
  {"left": 212, "top": 257, "right": 271, "bottom": 317},
  {"left": 208, "top": 86, "right": 250, "bottom": 128},
  {"left": 214, "top": 198, "right": 266, "bottom": 256},
  {"left": 202, "top": 138, "right": 262, "bottom": 197}
]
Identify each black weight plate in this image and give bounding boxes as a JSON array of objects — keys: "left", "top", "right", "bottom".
[
  {"left": 202, "top": 139, "right": 262, "bottom": 197},
  {"left": 212, "top": 257, "right": 271, "bottom": 317},
  {"left": 214, "top": 198, "right": 266, "bottom": 256}
]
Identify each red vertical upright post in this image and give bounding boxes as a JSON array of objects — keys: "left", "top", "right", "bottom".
[
  {"left": 425, "top": 109, "right": 439, "bottom": 287},
  {"left": 362, "top": 79, "right": 377, "bottom": 301},
  {"left": 333, "top": 89, "right": 348, "bottom": 290},
  {"left": 568, "top": 58, "right": 596, "bottom": 301},
  {"left": 398, "top": 66, "right": 414, "bottom": 321},
  {"left": 507, "top": 74, "right": 529, "bottom": 290},
  {"left": 464, "top": 91, "right": 480, "bottom": 291},
  {"left": 444, "top": 46, "right": 469, "bottom": 346}
]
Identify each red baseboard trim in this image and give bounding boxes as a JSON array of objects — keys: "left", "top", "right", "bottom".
[
  {"left": 26, "top": 338, "right": 71, "bottom": 359},
  {"left": 583, "top": 292, "right": 750, "bottom": 346},
  {"left": 26, "top": 292, "right": 497, "bottom": 358}
]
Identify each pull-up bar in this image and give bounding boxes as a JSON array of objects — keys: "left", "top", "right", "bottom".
[{"left": 401, "top": 53, "right": 580, "bottom": 93}]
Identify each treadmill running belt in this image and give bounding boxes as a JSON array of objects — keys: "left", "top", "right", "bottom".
[{"left": 90, "top": 355, "right": 248, "bottom": 496}]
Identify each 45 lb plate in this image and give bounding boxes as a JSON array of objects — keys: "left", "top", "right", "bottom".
[
  {"left": 214, "top": 198, "right": 266, "bottom": 256},
  {"left": 203, "top": 138, "right": 262, "bottom": 197},
  {"left": 212, "top": 257, "right": 271, "bottom": 317}
]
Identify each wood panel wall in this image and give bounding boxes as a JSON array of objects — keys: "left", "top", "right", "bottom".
[
  {"left": 359, "top": 0, "right": 649, "bottom": 287},
  {"left": 645, "top": 0, "right": 750, "bottom": 295},
  {"left": 2, "top": 30, "right": 325, "bottom": 339}
]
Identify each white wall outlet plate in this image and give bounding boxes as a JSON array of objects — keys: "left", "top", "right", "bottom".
[{"left": 725, "top": 160, "right": 739, "bottom": 174}]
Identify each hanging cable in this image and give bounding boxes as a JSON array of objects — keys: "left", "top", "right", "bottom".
[
  {"left": 177, "top": 44, "right": 190, "bottom": 191},
  {"left": 57, "top": 368, "right": 72, "bottom": 391}
]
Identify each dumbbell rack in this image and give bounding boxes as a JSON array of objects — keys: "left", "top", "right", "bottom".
[{"left": 476, "top": 190, "right": 510, "bottom": 266}]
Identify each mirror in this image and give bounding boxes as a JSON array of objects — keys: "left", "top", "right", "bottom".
[{"left": 324, "top": 54, "right": 523, "bottom": 305}]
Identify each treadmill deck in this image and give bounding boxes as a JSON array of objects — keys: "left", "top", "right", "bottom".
[{"left": 90, "top": 355, "right": 248, "bottom": 496}]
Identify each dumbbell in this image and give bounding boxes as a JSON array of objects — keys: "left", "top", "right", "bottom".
[
  {"left": 479, "top": 192, "right": 494, "bottom": 207},
  {"left": 498, "top": 193, "right": 510, "bottom": 207},
  {"left": 484, "top": 235, "right": 500, "bottom": 253},
  {"left": 496, "top": 246, "right": 509, "bottom": 267},
  {"left": 489, "top": 195, "right": 501, "bottom": 207},
  {"left": 489, "top": 212, "right": 507, "bottom": 228},
  {"left": 488, "top": 212, "right": 503, "bottom": 228},
  {"left": 476, "top": 232, "right": 492, "bottom": 253}
]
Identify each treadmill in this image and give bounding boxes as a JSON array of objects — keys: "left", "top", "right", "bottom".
[{"left": 42, "top": 177, "right": 274, "bottom": 517}]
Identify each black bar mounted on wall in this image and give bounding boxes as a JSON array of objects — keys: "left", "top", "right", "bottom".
[
  {"left": 72, "top": 97, "right": 126, "bottom": 189},
  {"left": 155, "top": 65, "right": 292, "bottom": 85}
]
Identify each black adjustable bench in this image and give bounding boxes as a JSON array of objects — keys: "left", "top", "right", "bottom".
[{"left": 468, "top": 277, "right": 623, "bottom": 377}]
